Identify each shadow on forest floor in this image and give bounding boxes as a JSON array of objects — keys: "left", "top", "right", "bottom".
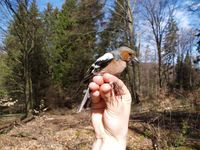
[
  {"left": 129, "top": 110, "right": 200, "bottom": 149},
  {"left": 0, "top": 106, "right": 199, "bottom": 149},
  {"left": 0, "top": 109, "right": 152, "bottom": 150}
]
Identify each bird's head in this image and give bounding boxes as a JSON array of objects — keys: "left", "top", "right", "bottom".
[{"left": 118, "top": 46, "right": 139, "bottom": 63}]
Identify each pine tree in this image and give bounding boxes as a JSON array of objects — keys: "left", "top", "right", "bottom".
[
  {"left": 4, "top": 2, "right": 32, "bottom": 115},
  {"left": 53, "top": 0, "right": 79, "bottom": 88},
  {"left": 42, "top": 3, "right": 59, "bottom": 82},
  {"left": 0, "top": 53, "right": 10, "bottom": 99},
  {"left": 29, "top": 0, "right": 50, "bottom": 110},
  {"left": 54, "top": 0, "right": 103, "bottom": 100},
  {"left": 99, "top": 0, "right": 128, "bottom": 50},
  {"left": 163, "top": 17, "right": 179, "bottom": 86},
  {"left": 4, "top": 0, "right": 50, "bottom": 115},
  {"left": 182, "top": 52, "right": 193, "bottom": 90},
  {"left": 175, "top": 51, "right": 196, "bottom": 90},
  {"left": 175, "top": 55, "right": 183, "bottom": 89}
]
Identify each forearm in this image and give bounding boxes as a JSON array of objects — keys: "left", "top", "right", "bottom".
[{"left": 92, "top": 137, "right": 126, "bottom": 150}]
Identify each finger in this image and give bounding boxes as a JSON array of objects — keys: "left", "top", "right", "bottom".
[
  {"left": 91, "top": 99, "right": 106, "bottom": 110},
  {"left": 91, "top": 90, "right": 106, "bottom": 110},
  {"left": 103, "top": 73, "right": 129, "bottom": 95},
  {"left": 91, "top": 90, "right": 101, "bottom": 103},
  {"left": 99, "top": 83, "right": 112, "bottom": 101},
  {"left": 89, "top": 82, "right": 99, "bottom": 91},
  {"left": 103, "top": 73, "right": 123, "bottom": 85},
  {"left": 93, "top": 75, "right": 104, "bottom": 85},
  {"left": 100, "top": 83, "right": 111, "bottom": 93}
]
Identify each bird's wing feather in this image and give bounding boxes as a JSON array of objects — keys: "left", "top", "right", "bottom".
[
  {"left": 95, "top": 52, "right": 114, "bottom": 63},
  {"left": 77, "top": 88, "right": 90, "bottom": 113},
  {"left": 83, "top": 53, "right": 114, "bottom": 83},
  {"left": 92, "top": 52, "right": 114, "bottom": 71}
]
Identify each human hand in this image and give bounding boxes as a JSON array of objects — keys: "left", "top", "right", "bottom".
[{"left": 89, "top": 73, "right": 132, "bottom": 150}]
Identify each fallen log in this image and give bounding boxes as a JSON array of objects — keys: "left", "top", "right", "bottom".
[{"left": 0, "top": 115, "right": 35, "bottom": 134}]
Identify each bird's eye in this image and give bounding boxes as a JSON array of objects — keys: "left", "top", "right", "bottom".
[{"left": 129, "top": 53, "right": 132, "bottom": 56}]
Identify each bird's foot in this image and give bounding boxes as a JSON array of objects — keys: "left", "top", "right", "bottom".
[{"left": 109, "top": 81, "right": 124, "bottom": 96}]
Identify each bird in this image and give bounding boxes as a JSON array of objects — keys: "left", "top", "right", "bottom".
[{"left": 77, "top": 46, "right": 138, "bottom": 113}]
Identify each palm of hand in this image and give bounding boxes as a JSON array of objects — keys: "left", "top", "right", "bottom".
[{"left": 89, "top": 73, "right": 132, "bottom": 141}]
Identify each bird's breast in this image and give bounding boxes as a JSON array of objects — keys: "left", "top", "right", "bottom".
[{"left": 101, "top": 60, "right": 126, "bottom": 75}]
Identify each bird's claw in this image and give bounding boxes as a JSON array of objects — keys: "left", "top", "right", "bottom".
[{"left": 109, "top": 81, "right": 123, "bottom": 96}]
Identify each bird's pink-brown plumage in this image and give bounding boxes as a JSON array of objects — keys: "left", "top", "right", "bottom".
[{"left": 77, "top": 46, "right": 138, "bottom": 113}]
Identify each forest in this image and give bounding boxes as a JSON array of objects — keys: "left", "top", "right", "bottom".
[{"left": 0, "top": 0, "right": 199, "bottom": 149}]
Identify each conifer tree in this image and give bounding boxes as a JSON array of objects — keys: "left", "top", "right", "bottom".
[
  {"left": 163, "top": 17, "right": 179, "bottom": 86},
  {"left": 175, "top": 55, "right": 183, "bottom": 89},
  {"left": 28, "top": 0, "right": 50, "bottom": 110},
  {"left": 4, "top": 1, "right": 33, "bottom": 115},
  {"left": 182, "top": 52, "right": 193, "bottom": 90},
  {"left": 4, "top": 0, "right": 49, "bottom": 114},
  {"left": 0, "top": 53, "right": 10, "bottom": 99},
  {"left": 99, "top": 0, "right": 128, "bottom": 50},
  {"left": 42, "top": 3, "right": 59, "bottom": 83},
  {"left": 54, "top": 0, "right": 103, "bottom": 100}
]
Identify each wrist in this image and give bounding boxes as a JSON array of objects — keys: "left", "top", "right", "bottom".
[
  {"left": 93, "top": 136, "right": 126, "bottom": 150},
  {"left": 103, "top": 137, "right": 126, "bottom": 150}
]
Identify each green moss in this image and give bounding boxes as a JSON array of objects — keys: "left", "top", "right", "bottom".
[{"left": 168, "top": 146, "right": 192, "bottom": 150}]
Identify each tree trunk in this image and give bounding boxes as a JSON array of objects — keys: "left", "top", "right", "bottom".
[
  {"left": 24, "top": 52, "right": 30, "bottom": 116},
  {"left": 157, "top": 42, "right": 162, "bottom": 89},
  {"left": 126, "top": 0, "right": 140, "bottom": 103}
]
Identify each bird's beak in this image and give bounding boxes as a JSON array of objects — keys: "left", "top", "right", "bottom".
[{"left": 132, "top": 56, "right": 139, "bottom": 63}]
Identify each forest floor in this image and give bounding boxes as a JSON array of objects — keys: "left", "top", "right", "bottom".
[
  {"left": 0, "top": 109, "right": 153, "bottom": 150},
  {"left": 0, "top": 108, "right": 199, "bottom": 150},
  {"left": 0, "top": 89, "right": 200, "bottom": 150}
]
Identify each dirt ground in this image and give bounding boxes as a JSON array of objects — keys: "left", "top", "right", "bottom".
[{"left": 0, "top": 109, "right": 152, "bottom": 150}]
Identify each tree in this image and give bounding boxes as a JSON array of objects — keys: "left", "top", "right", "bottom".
[
  {"left": 42, "top": 3, "right": 59, "bottom": 83},
  {"left": 195, "top": 30, "right": 200, "bottom": 65},
  {"left": 3, "top": 0, "right": 34, "bottom": 115},
  {"left": 28, "top": 1, "right": 50, "bottom": 111},
  {"left": 175, "top": 29, "right": 197, "bottom": 90},
  {"left": 3, "top": 0, "right": 49, "bottom": 115},
  {"left": 54, "top": 0, "right": 104, "bottom": 101},
  {"left": 139, "top": 0, "right": 175, "bottom": 88},
  {"left": 0, "top": 52, "right": 10, "bottom": 98},
  {"left": 197, "top": 31, "right": 200, "bottom": 54},
  {"left": 98, "top": 0, "right": 139, "bottom": 102},
  {"left": 99, "top": 0, "right": 135, "bottom": 50},
  {"left": 187, "top": 0, "right": 200, "bottom": 64},
  {"left": 163, "top": 17, "right": 179, "bottom": 86},
  {"left": 175, "top": 55, "right": 183, "bottom": 89},
  {"left": 182, "top": 53, "right": 192, "bottom": 90}
]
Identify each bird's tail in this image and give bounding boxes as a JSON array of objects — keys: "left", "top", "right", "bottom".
[{"left": 77, "top": 87, "right": 90, "bottom": 113}]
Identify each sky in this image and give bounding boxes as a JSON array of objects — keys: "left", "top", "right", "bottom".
[
  {"left": 0, "top": 0, "right": 65, "bottom": 46},
  {"left": 175, "top": 0, "right": 200, "bottom": 29},
  {"left": 37, "top": 0, "right": 64, "bottom": 11},
  {"left": 0, "top": 0, "right": 199, "bottom": 50},
  {"left": 135, "top": 0, "right": 200, "bottom": 61}
]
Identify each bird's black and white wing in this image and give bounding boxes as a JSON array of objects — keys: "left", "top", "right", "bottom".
[{"left": 83, "top": 52, "right": 114, "bottom": 83}]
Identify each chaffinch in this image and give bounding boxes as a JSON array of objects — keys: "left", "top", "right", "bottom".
[{"left": 77, "top": 46, "right": 138, "bottom": 112}]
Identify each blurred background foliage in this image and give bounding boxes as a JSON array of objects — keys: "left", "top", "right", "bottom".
[{"left": 0, "top": 0, "right": 199, "bottom": 115}]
